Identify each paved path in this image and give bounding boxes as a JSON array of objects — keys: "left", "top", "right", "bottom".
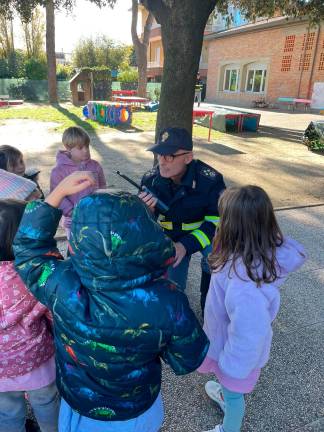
[
  {"left": 55, "top": 205, "right": 324, "bottom": 432},
  {"left": 1, "top": 111, "right": 323, "bottom": 431},
  {"left": 160, "top": 205, "right": 324, "bottom": 432},
  {"left": 0, "top": 107, "right": 323, "bottom": 208}
]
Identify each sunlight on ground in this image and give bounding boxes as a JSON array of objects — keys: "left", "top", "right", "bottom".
[{"left": 0, "top": 103, "right": 221, "bottom": 141}]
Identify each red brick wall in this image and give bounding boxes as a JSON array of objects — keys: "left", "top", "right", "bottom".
[{"left": 206, "top": 22, "right": 324, "bottom": 106}]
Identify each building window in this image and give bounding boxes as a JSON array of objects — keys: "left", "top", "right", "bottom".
[
  {"left": 302, "top": 32, "right": 315, "bottom": 51},
  {"left": 245, "top": 67, "right": 267, "bottom": 93},
  {"left": 284, "top": 35, "right": 296, "bottom": 52},
  {"left": 281, "top": 55, "right": 292, "bottom": 72},
  {"left": 319, "top": 52, "right": 324, "bottom": 71},
  {"left": 299, "top": 53, "right": 311, "bottom": 71},
  {"left": 224, "top": 68, "right": 239, "bottom": 92}
]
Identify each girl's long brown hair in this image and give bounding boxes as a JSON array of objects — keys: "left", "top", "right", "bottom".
[
  {"left": 208, "top": 185, "right": 283, "bottom": 286},
  {"left": 0, "top": 199, "right": 26, "bottom": 261}
]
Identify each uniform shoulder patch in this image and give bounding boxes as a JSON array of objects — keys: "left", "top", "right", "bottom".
[
  {"left": 200, "top": 165, "right": 218, "bottom": 179},
  {"left": 143, "top": 167, "right": 158, "bottom": 179}
]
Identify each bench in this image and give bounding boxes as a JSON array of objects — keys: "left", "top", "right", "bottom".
[
  {"left": 277, "top": 97, "right": 295, "bottom": 110},
  {"left": 0, "top": 95, "right": 9, "bottom": 107},
  {"left": 277, "top": 97, "right": 311, "bottom": 111},
  {"left": 294, "top": 98, "right": 311, "bottom": 111},
  {"left": 112, "top": 90, "right": 137, "bottom": 97}
]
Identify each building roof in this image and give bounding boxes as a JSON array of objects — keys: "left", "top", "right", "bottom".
[{"left": 204, "top": 16, "right": 310, "bottom": 41}]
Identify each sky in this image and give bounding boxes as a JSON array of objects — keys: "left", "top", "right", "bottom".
[{"left": 15, "top": 0, "right": 134, "bottom": 53}]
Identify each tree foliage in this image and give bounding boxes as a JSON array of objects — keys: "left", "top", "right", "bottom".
[
  {"left": 0, "top": 0, "right": 117, "bottom": 22},
  {"left": 24, "top": 55, "right": 47, "bottom": 79},
  {"left": 0, "top": 49, "right": 26, "bottom": 78},
  {"left": 118, "top": 67, "right": 138, "bottom": 83},
  {"left": 72, "top": 35, "right": 132, "bottom": 70},
  {"left": 21, "top": 6, "right": 45, "bottom": 58},
  {"left": 141, "top": 0, "right": 323, "bottom": 24},
  {"left": 0, "top": 14, "right": 14, "bottom": 57}
]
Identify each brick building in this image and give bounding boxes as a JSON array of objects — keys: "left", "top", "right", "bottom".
[
  {"left": 205, "top": 17, "right": 324, "bottom": 106},
  {"left": 139, "top": 5, "right": 240, "bottom": 82}
]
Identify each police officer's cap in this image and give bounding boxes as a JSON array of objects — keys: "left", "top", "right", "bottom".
[{"left": 147, "top": 127, "right": 193, "bottom": 155}]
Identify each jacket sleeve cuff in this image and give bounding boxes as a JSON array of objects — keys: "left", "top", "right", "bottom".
[
  {"left": 21, "top": 201, "right": 62, "bottom": 240},
  {"left": 178, "top": 233, "right": 203, "bottom": 255}
]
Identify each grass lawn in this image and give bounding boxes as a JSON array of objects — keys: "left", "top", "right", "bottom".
[{"left": 0, "top": 103, "right": 221, "bottom": 140}]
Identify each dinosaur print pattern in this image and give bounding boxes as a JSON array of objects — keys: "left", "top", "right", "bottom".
[{"left": 13, "top": 192, "right": 209, "bottom": 421}]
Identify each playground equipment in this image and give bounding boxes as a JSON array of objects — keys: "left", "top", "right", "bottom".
[
  {"left": 83, "top": 101, "right": 132, "bottom": 127},
  {"left": 194, "top": 106, "right": 261, "bottom": 138},
  {"left": 111, "top": 95, "right": 150, "bottom": 108}
]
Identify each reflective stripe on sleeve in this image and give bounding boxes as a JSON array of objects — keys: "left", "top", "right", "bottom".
[
  {"left": 181, "top": 221, "right": 203, "bottom": 230},
  {"left": 204, "top": 215, "right": 220, "bottom": 226},
  {"left": 159, "top": 221, "right": 173, "bottom": 230},
  {"left": 190, "top": 229, "right": 211, "bottom": 248}
]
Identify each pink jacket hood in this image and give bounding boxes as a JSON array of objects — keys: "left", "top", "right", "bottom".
[
  {"left": 50, "top": 150, "right": 107, "bottom": 224},
  {"left": 0, "top": 261, "right": 54, "bottom": 379}
]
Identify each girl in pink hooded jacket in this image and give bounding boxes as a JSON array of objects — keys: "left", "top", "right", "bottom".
[
  {"left": 0, "top": 199, "right": 59, "bottom": 432},
  {"left": 50, "top": 126, "right": 106, "bottom": 239}
]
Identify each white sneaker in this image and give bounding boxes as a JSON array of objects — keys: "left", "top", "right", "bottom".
[
  {"left": 203, "top": 425, "right": 223, "bottom": 432},
  {"left": 204, "top": 380, "right": 226, "bottom": 413}
]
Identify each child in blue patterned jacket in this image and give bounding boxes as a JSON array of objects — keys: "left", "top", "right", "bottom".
[{"left": 14, "top": 171, "right": 209, "bottom": 432}]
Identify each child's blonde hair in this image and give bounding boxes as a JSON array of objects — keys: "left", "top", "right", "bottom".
[{"left": 62, "top": 126, "right": 90, "bottom": 149}]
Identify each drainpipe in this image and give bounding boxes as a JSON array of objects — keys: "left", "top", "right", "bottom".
[
  {"left": 307, "top": 24, "right": 321, "bottom": 100},
  {"left": 297, "top": 26, "right": 309, "bottom": 98}
]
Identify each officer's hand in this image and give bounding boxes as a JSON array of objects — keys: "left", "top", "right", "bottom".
[
  {"left": 138, "top": 191, "right": 157, "bottom": 212},
  {"left": 173, "top": 242, "right": 187, "bottom": 268}
]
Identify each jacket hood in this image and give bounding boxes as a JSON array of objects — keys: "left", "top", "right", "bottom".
[
  {"left": 56, "top": 150, "right": 89, "bottom": 167},
  {"left": 69, "top": 192, "right": 175, "bottom": 291}
]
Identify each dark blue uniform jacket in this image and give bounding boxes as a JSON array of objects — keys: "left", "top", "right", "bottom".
[{"left": 141, "top": 159, "right": 226, "bottom": 255}]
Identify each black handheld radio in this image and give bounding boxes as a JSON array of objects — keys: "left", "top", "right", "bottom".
[{"left": 116, "top": 171, "right": 169, "bottom": 213}]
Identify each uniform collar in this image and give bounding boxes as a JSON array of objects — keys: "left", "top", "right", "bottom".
[{"left": 177, "top": 160, "right": 196, "bottom": 188}]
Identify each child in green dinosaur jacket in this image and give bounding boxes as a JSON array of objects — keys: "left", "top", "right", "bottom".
[{"left": 14, "top": 171, "right": 209, "bottom": 432}]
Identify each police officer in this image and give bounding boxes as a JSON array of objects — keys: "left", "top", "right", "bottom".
[
  {"left": 195, "top": 72, "right": 203, "bottom": 106},
  {"left": 140, "top": 127, "right": 226, "bottom": 312}
]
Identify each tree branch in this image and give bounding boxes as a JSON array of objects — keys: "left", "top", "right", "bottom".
[
  {"left": 143, "top": 10, "right": 153, "bottom": 46},
  {"left": 131, "top": 0, "right": 140, "bottom": 45}
]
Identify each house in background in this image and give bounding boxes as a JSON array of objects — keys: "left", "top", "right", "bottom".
[
  {"left": 138, "top": 5, "right": 324, "bottom": 108},
  {"left": 205, "top": 17, "right": 324, "bottom": 106},
  {"left": 138, "top": 6, "right": 245, "bottom": 82},
  {"left": 55, "top": 51, "right": 72, "bottom": 65}
]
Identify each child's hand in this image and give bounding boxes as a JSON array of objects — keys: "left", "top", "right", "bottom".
[{"left": 45, "top": 171, "right": 95, "bottom": 208}]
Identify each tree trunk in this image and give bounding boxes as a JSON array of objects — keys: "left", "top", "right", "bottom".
[
  {"left": 137, "top": 44, "right": 148, "bottom": 97},
  {"left": 141, "top": 0, "right": 216, "bottom": 140},
  {"left": 46, "top": 0, "right": 57, "bottom": 104},
  {"left": 131, "top": 0, "right": 153, "bottom": 98}
]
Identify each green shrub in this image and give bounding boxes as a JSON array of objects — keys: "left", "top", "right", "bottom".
[
  {"left": 56, "top": 64, "right": 74, "bottom": 80},
  {"left": 118, "top": 68, "right": 138, "bottom": 83},
  {"left": 303, "top": 121, "right": 324, "bottom": 151},
  {"left": 8, "top": 80, "right": 39, "bottom": 101},
  {"left": 24, "top": 57, "right": 47, "bottom": 80}
]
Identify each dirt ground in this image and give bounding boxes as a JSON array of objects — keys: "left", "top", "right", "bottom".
[
  {"left": 0, "top": 106, "right": 323, "bottom": 208},
  {"left": 1, "top": 107, "right": 323, "bottom": 431}
]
